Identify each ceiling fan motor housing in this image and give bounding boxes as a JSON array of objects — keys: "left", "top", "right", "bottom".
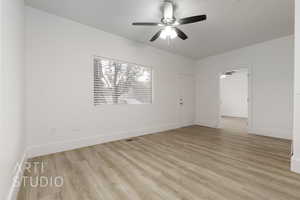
[{"left": 162, "top": 1, "right": 176, "bottom": 25}]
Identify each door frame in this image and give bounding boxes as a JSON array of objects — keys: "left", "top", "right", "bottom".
[{"left": 217, "top": 66, "right": 253, "bottom": 132}]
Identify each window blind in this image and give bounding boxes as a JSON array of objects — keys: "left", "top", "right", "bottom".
[{"left": 94, "top": 57, "right": 152, "bottom": 105}]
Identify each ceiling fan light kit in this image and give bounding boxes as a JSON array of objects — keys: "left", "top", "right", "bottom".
[
  {"left": 160, "top": 26, "right": 177, "bottom": 40},
  {"left": 132, "top": 1, "right": 207, "bottom": 42}
]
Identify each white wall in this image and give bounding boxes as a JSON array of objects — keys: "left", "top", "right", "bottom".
[
  {"left": 196, "top": 36, "right": 294, "bottom": 139},
  {"left": 292, "top": 0, "right": 300, "bottom": 173},
  {"left": 25, "top": 7, "right": 196, "bottom": 157},
  {"left": 0, "top": 0, "right": 25, "bottom": 199},
  {"left": 220, "top": 71, "right": 248, "bottom": 118}
]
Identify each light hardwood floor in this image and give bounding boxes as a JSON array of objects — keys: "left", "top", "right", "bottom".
[
  {"left": 219, "top": 116, "right": 248, "bottom": 132},
  {"left": 17, "top": 126, "right": 300, "bottom": 200}
]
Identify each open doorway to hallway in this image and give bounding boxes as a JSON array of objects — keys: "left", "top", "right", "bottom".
[{"left": 219, "top": 69, "right": 249, "bottom": 132}]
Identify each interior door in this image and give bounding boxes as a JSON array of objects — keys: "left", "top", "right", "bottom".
[{"left": 178, "top": 74, "right": 195, "bottom": 127}]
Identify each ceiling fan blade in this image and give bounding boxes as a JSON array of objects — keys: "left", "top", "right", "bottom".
[
  {"left": 132, "top": 22, "right": 161, "bottom": 26},
  {"left": 178, "top": 15, "right": 207, "bottom": 25},
  {"left": 174, "top": 27, "right": 188, "bottom": 40},
  {"left": 150, "top": 30, "right": 163, "bottom": 42}
]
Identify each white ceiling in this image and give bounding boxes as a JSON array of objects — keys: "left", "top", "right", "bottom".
[{"left": 25, "top": 0, "right": 294, "bottom": 59}]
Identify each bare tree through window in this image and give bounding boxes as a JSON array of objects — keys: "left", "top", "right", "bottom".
[{"left": 94, "top": 57, "right": 152, "bottom": 105}]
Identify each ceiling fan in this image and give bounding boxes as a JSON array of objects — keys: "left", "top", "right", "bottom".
[{"left": 132, "top": 1, "right": 207, "bottom": 42}]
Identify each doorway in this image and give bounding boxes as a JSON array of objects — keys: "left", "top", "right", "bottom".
[{"left": 218, "top": 68, "right": 250, "bottom": 132}]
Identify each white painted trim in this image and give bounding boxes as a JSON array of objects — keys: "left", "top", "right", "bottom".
[
  {"left": 291, "top": 156, "right": 300, "bottom": 174},
  {"left": 195, "top": 122, "right": 218, "bottom": 128},
  {"left": 6, "top": 152, "right": 27, "bottom": 200},
  {"left": 27, "top": 123, "right": 189, "bottom": 158},
  {"left": 248, "top": 128, "right": 292, "bottom": 140}
]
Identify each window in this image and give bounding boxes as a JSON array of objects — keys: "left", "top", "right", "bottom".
[{"left": 93, "top": 56, "right": 152, "bottom": 105}]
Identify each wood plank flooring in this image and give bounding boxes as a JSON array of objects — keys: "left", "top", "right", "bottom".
[
  {"left": 17, "top": 126, "right": 300, "bottom": 200},
  {"left": 219, "top": 116, "right": 248, "bottom": 132}
]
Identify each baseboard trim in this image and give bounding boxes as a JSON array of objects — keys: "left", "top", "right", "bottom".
[
  {"left": 221, "top": 115, "right": 248, "bottom": 119},
  {"left": 27, "top": 123, "right": 188, "bottom": 158},
  {"left": 6, "top": 152, "right": 27, "bottom": 200},
  {"left": 195, "top": 122, "right": 218, "bottom": 128},
  {"left": 247, "top": 128, "right": 292, "bottom": 140},
  {"left": 291, "top": 156, "right": 300, "bottom": 174}
]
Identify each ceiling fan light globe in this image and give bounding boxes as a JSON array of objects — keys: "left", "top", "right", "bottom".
[
  {"left": 160, "top": 26, "right": 177, "bottom": 40},
  {"left": 160, "top": 31, "right": 167, "bottom": 39},
  {"left": 170, "top": 30, "right": 177, "bottom": 39}
]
